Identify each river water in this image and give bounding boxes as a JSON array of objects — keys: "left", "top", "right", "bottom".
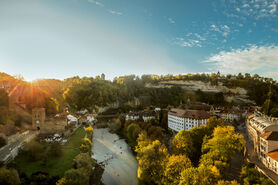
[{"left": 91, "top": 128, "right": 138, "bottom": 185}]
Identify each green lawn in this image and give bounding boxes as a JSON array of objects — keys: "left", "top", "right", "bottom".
[{"left": 14, "top": 127, "right": 86, "bottom": 177}]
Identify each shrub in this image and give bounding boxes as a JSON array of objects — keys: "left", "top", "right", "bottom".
[
  {"left": 48, "top": 142, "right": 63, "bottom": 158},
  {"left": 0, "top": 133, "right": 7, "bottom": 148},
  {"left": 0, "top": 168, "right": 20, "bottom": 185},
  {"left": 85, "top": 126, "right": 93, "bottom": 140},
  {"left": 23, "top": 140, "right": 46, "bottom": 161}
]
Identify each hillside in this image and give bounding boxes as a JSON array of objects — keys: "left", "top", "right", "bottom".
[{"left": 145, "top": 80, "right": 255, "bottom": 105}]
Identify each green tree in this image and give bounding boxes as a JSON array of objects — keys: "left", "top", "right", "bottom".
[
  {"left": 126, "top": 123, "right": 141, "bottom": 146},
  {"left": 48, "top": 142, "right": 63, "bottom": 157},
  {"left": 189, "top": 126, "right": 210, "bottom": 164},
  {"left": 0, "top": 168, "right": 20, "bottom": 185},
  {"left": 0, "top": 89, "right": 9, "bottom": 107},
  {"left": 80, "top": 138, "right": 92, "bottom": 154},
  {"left": 263, "top": 99, "right": 271, "bottom": 115},
  {"left": 108, "top": 119, "right": 121, "bottom": 133},
  {"left": 73, "top": 152, "right": 95, "bottom": 176},
  {"left": 23, "top": 140, "right": 46, "bottom": 161},
  {"left": 207, "top": 116, "right": 225, "bottom": 134},
  {"left": 240, "top": 163, "right": 275, "bottom": 185},
  {"left": 0, "top": 133, "right": 7, "bottom": 148},
  {"left": 64, "top": 168, "right": 89, "bottom": 185}
]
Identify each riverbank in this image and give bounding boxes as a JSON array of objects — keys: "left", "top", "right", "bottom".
[{"left": 92, "top": 128, "right": 138, "bottom": 185}]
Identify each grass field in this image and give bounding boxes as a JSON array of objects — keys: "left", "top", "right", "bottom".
[{"left": 14, "top": 127, "right": 86, "bottom": 177}]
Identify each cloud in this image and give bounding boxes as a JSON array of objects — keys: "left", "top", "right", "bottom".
[
  {"left": 229, "top": 0, "right": 278, "bottom": 19},
  {"left": 88, "top": 0, "right": 103, "bottom": 7},
  {"left": 87, "top": 0, "right": 123, "bottom": 16},
  {"left": 194, "top": 33, "right": 206, "bottom": 41},
  {"left": 264, "top": 72, "right": 278, "bottom": 80},
  {"left": 174, "top": 32, "right": 208, "bottom": 48},
  {"left": 107, "top": 9, "right": 123, "bottom": 15},
  {"left": 269, "top": 3, "right": 277, "bottom": 14},
  {"left": 210, "top": 24, "right": 230, "bottom": 37},
  {"left": 168, "top": 18, "right": 175, "bottom": 24},
  {"left": 175, "top": 37, "right": 202, "bottom": 48},
  {"left": 203, "top": 45, "right": 278, "bottom": 78}
]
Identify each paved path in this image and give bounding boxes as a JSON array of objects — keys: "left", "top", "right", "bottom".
[{"left": 0, "top": 131, "right": 37, "bottom": 163}]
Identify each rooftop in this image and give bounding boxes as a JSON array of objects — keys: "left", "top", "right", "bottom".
[
  {"left": 267, "top": 150, "right": 278, "bottom": 162},
  {"left": 169, "top": 108, "right": 211, "bottom": 119},
  {"left": 32, "top": 108, "right": 46, "bottom": 111},
  {"left": 249, "top": 115, "right": 275, "bottom": 133},
  {"left": 261, "top": 131, "right": 278, "bottom": 141}
]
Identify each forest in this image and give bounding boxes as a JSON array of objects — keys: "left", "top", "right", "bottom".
[{"left": 0, "top": 72, "right": 278, "bottom": 127}]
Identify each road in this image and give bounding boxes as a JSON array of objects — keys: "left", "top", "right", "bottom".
[{"left": 0, "top": 131, "right": 37, "bottom": 163}]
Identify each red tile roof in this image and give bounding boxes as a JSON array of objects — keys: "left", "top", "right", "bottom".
[
  {"left": 267, "top": 151, "right": 278, "bottom": 162},
  {"left": 169, "top": 108, "right": 211, "bottom": 120},
  {"left": 260, "top": 131, "right": 278, "bottom": 141}
]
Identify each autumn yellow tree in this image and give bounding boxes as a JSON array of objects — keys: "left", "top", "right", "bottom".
[
  {"left": 200, "top": 126, "right": 245, "bottom": 175},
  {"left": 163, "top": 155, "right": 192, "bottom": 185},
  {"left": 179, "top": 164, "right": 220, "bottom": 185},
  {"left": 136, "top": 139, "right": 169, "bottom": 184},
  {"left": 216, "top": 180, "right": 240, "bottom": 185},
  {"left": 85, "top": 125, "right": 93, "bottom": 140},
  {"left": 80, "top": 138, "right": 92, "bottom": 154},
  {"left": 172, "top": 130, "right": 194, "bottom": 158}
]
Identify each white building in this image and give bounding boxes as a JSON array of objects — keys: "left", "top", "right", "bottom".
[
  {"left": 126, "top": 111, "right": 140, "bottom": 121},
  {"left": 142, "top": 110, "right": 156, "bottom": 122},
  {"left": 67, "top": 114, "right": 78, "bottom": 127},
  {"left": 246, "top": 112, "right": 278, "bottom": 153},
  {"left": 168, "top": 108, "right": 211, "bottom": 132},
  {"left": 259, "top": 131, "right": 278, "bottom": 174},
  {"left": 86, "top": 114, "right": 95, "bottom": 123}
]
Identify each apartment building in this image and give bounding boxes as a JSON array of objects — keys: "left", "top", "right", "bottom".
[
  {"left": 246, "top": 112, "right": 278, "bottom": 153},
  {"left": 168, "top": 108, "right": 211, "bottom": 132},
  {"left": 260, "top": 131, "right": 278, "bottom": 174}
]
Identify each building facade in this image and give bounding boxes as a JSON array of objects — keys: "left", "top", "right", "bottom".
[
  {"left": 168, "top": 108, "right": 211, "bottom": 132},
  {"left": 246, "top": 112, "right": 278, "bottom": 153},
  {"left": 126, "top": 111, "right": 140, "bottom": 121},
  {"left": 32, "top": 108, "right": 46, "bottom": 130},
  {"left": 259, "top": 131, "right": 278, "bottom": 174}
]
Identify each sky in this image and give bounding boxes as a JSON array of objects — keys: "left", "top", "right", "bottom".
[{"left": 0, "top": 0, "right": 278, "bottom": 81}]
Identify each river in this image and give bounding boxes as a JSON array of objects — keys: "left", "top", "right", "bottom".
[{"left": 92, "top": 128, "right": 138, "bottom": 185}]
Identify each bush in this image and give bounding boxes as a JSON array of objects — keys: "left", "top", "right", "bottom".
[
  {"left": 64, "top": 168, "right": 89, "bottom": 185},
  {"left": 73, "top": 152, "right": 95, "bottom": 176},
  {"left": 126, "top": 123, "right": 141, "bottom": 147},
  {"left": 108, "top": 119, "right": 121, "bottom": 133},
  {"left": 85, "top": 126, "right": 93, "bottom": 140},
  {"left": 0, "top": 133, "right": 7, "bottom": 148},
  {"left": 48, "top": 142, "right": 63, "bottom": 158},
  {"left": 80, "top": 138, "right": 92, "bottom": 154},
  {"left": 23, "top": 140, "right": 46, "bottom": 161},
  {"left": 14, "top": 118, "right": 22, "bottom": 127},
  {"left": 0, "top": 168, "right": 20, "bottom": 185},
  {"left": 240, "top": 162, "right": 275, "bottom": 185}
]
